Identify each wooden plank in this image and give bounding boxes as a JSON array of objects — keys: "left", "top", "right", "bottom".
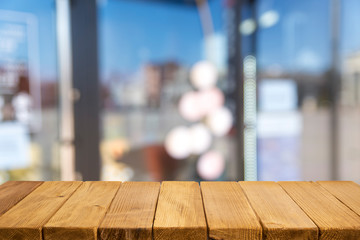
[
  {"left": 0, "top": 181, "right": 43, "bottom": 216},
  {"left": 318, "top": 181, "right": 360, "bottom": 217},
  {"left": 98, "top": 182, "right": 160, "bottom": 240},
  {"left": 279, "top": 181, "right": 360, "bottom": 240},
  {"left": 43, "top": 181, "right": 120, "bottom": 240},
  {"left": 201, "top": 182, "right": 262, "bottom": 240},
  {"left": 153, "top": 181, "right": 207, "bottom": 240},
  {"left": 0, "top": 181, "right": 81, "bottom": 240},
  {"left": 239, "top": 181, "right": 318, "bottom": 239}
]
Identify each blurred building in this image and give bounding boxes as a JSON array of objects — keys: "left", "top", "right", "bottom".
[{"left": 145, "top": 61, "right": 180, "bottom": 108}]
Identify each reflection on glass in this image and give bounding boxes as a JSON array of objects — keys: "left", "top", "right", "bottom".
[
  {"left": 256, "top": 0, "right": 332, "bottom": 181},
  {"left": 256, "top": 0, "right": 360, "bottom": 182}
]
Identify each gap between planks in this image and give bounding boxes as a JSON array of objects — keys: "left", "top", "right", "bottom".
[
  {"left": 0, "top": 181, "right": 82, "bottom": 240},
  {"left": 43, "top": 181, "right": 121, "bottom": 240},
  {"left": 98, "top": 182, "right": 160, "bottom": 240}
]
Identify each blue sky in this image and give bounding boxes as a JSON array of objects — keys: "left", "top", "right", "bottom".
[
  {"left": 98, "top": 0, "right": 226, "bottom": 79},
  {"left": 257, "top": 0, "right": 360, "bottom": 73},
  {"left": 99, "top": 0, "right": 203, "bottom": 75},
  {"left": 0, "top": 0, "right": 57, "bottom": 79},
  {"left": 257, "top": 0, "right": 332, "bottom": 72},
  {"left": 0, "top": 0, "right": 360, "bottom": 80}
]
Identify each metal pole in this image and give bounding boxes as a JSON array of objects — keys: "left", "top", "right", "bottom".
[
  {"left": 56, "top": 0, "right": 75, "bottom": 181},
  {"left": 228, "top": 0, "right": 244, "bottom": 180},
  {"left": 330, "top": 0, "right": 340, "bottom": 180},
  {"left": 236, "top": 0, "right": 245, "bottom": 181}
]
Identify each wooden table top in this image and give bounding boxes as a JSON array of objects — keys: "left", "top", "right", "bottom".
[{"left": 0, "top": 181, "right": 359, "bottom": 240}]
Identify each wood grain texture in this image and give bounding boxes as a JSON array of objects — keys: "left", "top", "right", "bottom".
[
  {"left": 279, "top": 181, "right": 360, "bottom": 240},
  {"left": 318, "top": 181, "right": 360, "bottom": 217},
  {"left": 201, "top": 182, "right": 262, "bottom": 240},
  {"left": 153, "top": 181, "right": 207, "bottom": 240},
  {"left": 239, "top": 181, "right": 318, "bottom": 240},
  {"left": 0, "top": 181, "right": 81, "bottom": 240},
  {"left": 98, "top": 182, "right": 160, "bottom": 240},
  {"left": 43, "top": 181, "right": 121, "bottom": 240},
  {"left": 0, "top": 181, "right": 43, "bottom": 216}
]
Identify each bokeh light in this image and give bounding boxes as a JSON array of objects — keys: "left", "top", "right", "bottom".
[
  {"left": 165, "top": 126, "right": 191, "bottom": 159},
  {"left": 197, "top": 150, "right": 225, "bottom": 180},
  {"left": 189, "top": 124, "right": 212, "bottom": 155},
  {"left": 206, "top": 107, "right": 233, "bottom": 136},
  {"left": 198, "top": 87, "right": 225, "bottom": 116},
  {"left": 239, "top": 19, "right": 256, "bottom": 36},
  {"left": 178, "top": 91, "right": 202, "bottom": 121},
  {"left": 190, "top": 61, "right": 217, "bottom": 90},
  {"left": 259, "top": 10, "right": 279, "bottom": 28}
]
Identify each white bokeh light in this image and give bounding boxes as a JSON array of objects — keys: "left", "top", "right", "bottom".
[
  {"left": 206, "top": 107, "right": 233, "bottom": 136},
  {"left": 197, "top": 150, "right": 225, "bottom": 180},
  {"left": 198, "top": 87, "right": 224, "bottom": 116},
  {"left": 239, "top": 19, "right": 256, "bottom": 36},
  {"left": 165, "top": 126, "right": 191, "bottom": 159},
  {"left": 190, "top": 61, "right": 218, "bottom": 90},
  {"left": 189, "top": 124, "right": 212, "bottom": 155},
  {"left": 178, "top": 91, "right": 202, "bottom": 121},
  {"left": 259, "top": 10, "right": 279, "bottom": 28}
]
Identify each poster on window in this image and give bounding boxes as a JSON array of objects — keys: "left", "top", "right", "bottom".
[{"left": 257, "top": 79, "right": 302, "bottom": 181}]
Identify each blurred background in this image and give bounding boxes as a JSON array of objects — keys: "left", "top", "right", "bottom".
[{"left": 0, "top": 0, "right": 359, "bottom": 183}]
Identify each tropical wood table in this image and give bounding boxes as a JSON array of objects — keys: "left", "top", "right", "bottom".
[{"left": 0, "top": 181, "right": 359, "bottom": 240}]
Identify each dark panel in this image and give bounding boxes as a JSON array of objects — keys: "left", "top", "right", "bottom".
[
  {"left": 227, "top": 0, "right": 244, "bottom": 180},
  {"left": 70, "top": 0, "right": 101, "bottom": 180}
]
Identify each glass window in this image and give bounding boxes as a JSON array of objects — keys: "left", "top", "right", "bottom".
[{"left": 0, "top": 0, "right": 59, "bottom": 182}]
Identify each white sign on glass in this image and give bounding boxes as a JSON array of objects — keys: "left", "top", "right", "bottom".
[{"left": 0, "top": 122, "right": 30, "bottom": 169}]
